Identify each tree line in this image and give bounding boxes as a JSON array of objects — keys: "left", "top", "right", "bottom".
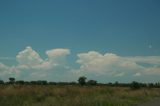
[{"left": 0, "top": 76, "right": 160, "bottom": 89}]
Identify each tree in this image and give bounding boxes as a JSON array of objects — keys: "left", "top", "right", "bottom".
[
  {"left": 0, "top": 80, "right": 4, "bottom": 84},
  {"left": 115, "top": 81, "right": 119, "bottom": 86},
  {"left": 9, "top": 77, "right": 15, "bottom": 84},
  {"left": 16, "top": 80, "right": 25, "bottom": 85},
  {"left": 37, "top": 80, "right": 48, "bottom": 85},
  {"left": 30, "top": 81, "right": 37, "bottom": 85},
  {"left": 130, "top": 81, "right": 141, "bottom": 90},
  {"left": 87, "top": 80, "right": 97, "bottom": 86},
  {"left": 78, "top": 76, "right": 87, "bottom": 86},
  {"left": 48, "top": 82, "right": 57, "bottom": 85}
]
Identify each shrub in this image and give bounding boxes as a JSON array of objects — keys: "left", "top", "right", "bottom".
[
  {"left": 130, "top": 81, "right": 141, "bottom": 90},
  {"left": 9, "top": 77, "right": 15, "bottom": 84},
  {"left": 87, "top": 80, "right": 97, "bottom": 86},
  {"left": 78, "top": 76, "right": 87, "bottom": 86},
  {"left": 0, "top": 80, "right": 4, "bottom": 84}
]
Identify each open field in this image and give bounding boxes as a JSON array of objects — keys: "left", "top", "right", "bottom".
[
  {"left": 136, "top": 98, "right": 160, "bottom": 106},
  {"left": 0, "top": 85, "right": 160, "bottom": 106}
]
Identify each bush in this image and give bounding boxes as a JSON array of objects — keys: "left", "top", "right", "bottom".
[
  {"left": 9, "top": 77, "right": 15, "bottom": 84},
  {"left": 130, "top": 81, "right": 141, "bottom": 90},
  {"left": 16, "top": 80, "right": 25, "bottom": 85},
  {"left": 0, "top": 80, "right": 4, "bottom": 84},
  {"left": 78, "top": 76, "right": 87, "bottom": 86},
  {"left": 87, "top": 80, "right": 97, "bottom": 86}
]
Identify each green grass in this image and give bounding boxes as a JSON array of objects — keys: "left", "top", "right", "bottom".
[{"left": 0, "top": 85, "right": 160, "bottom": 106}]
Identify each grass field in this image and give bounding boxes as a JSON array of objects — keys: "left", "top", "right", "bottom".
[{"left": 0, "top": 85, "right": 160, "bottom": 106}]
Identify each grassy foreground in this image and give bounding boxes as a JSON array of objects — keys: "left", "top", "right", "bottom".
[{"left": 0, "top": 85, "right": 160, "bottom": 106}]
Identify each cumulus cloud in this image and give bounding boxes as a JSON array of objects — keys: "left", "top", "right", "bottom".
[
  {"left": 127, "top": 56, "right": 160, "bottom": 65},
  {"left": 77, "top": 52, "right": 120, "bottom": 73},
  {"left": 46, "top": 49, "right": 70, "bottom": 58},
  {"left": 16, "top": 46, "right": 43, "bottom": 67},
  {"left": 134, "top": 72, "right": 141, "bottom": 77},
  {"left": 15, "top": 46, "right": 71, "bottom": 70},
  {"left": 0, "top": 47, "right": 71, "bottom": 81},
  {"left": 0, "top": 63, "right": 8, "bottom": 70},
  {"left": 45, "top": 48, "right": 70, "bottom": 66},
  {"left": 74, "top": 51, "right": 160, "bottom": 79},
  {"left": 115, "top": 72, "right": 125, "bottom": 77},
  {"left": 0, "top": 47, "right": 160, "bottom": 82},
  {"left": 0, "top": 63, "right": 10, "bottom": 77},
  {"left": 76, "top": 51, "right": 140, "bottom": 75},
  {"left": 0, "top": 63, "right": 19, "bottom": 80}
]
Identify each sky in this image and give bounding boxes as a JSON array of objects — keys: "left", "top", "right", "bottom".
[{"left": 0, "top": 0, "right": 160, "bottom": 83}]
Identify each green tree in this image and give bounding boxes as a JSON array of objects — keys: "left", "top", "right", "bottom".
[
  {"left": 0, "top": 80, "right": 4, "bottom": 84},
  {"left": 130, "top": 81, "right": 141, "bottom": 90},
  {"left": 87, "top": 80, "right": 97, "bottom": 86},
  {"left": 9, "top": 77, "right": 15, "bottom": 84},
  {"left": 78, "top": 76, "right": 87, "bottom": 86},
  {"left": 16, "top": 80, "right": 25, "bottom": 85}
]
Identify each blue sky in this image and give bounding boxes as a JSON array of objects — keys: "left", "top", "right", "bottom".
[{"left": 0, "top": 0, "right": 160, "bottom": 82}]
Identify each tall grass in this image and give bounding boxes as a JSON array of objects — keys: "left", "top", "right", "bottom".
[{"left": 0, "top": 85, "right": 160, "bottom": 106}]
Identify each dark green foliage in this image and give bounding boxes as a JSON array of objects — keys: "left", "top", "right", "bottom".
[
  {"left": 30, "top": 81, "right": 48, "bottom": 85},
  {"left": 78, "top": 76, "right": 87, "bottom": 86},
  {"left": 69, "top": 81, "right": 77, "bottom": 85},
  {"left": 115, "top": 81, "right": 119, "bottom": 86},
  {"left": 130, "top": 81, "right": 141, "bottom": 90},
  {"left": 9, "top": 77, "right": 15, "bottom": 84},
  {"left": 37, "top": 80, "right": 48, "bottom": 85},
  {"left": 48, "top": 82, "right": 57, "bottom": 85},
  {"left": 148, "top": 83, "right": 155, "bottom": 88},
  {"left": 155, "top": 82, "right": 160, "bottom": 88},
  {"left": 0, "top": 80, "right": 4, "bottom": 84},
  {"left": 0, "top": 77, "right": 158, "bottom": 89},
  {"left": 16, "top": 80, "right": 25, "bottom": 85},
  {"left": 87, "top": 80, "right": 97, "bottom": 85}
]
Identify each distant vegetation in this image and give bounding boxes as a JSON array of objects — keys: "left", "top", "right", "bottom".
[
  {"left": 0, "top": 77, "right": 160, "bottom": 89},
  {"left": 0, "top": 77, "right": 160, "bottom": 106}
]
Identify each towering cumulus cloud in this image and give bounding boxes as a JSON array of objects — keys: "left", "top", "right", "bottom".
[
  {"left": 76, "top": 51, "right": 143, "bottom": 76},
  {"left": 16, "top": 46, "right": 43, "bottom": 67},
  {"left": 0, "top": 46, "right": 160, "bottom": 82},
  {"left": 16, "top": 46, "right": 71, "bottom": 70},
  {"left": 75, "top": 51, "right": 160, "bottom": 82}
]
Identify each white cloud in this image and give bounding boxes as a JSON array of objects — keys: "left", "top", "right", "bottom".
[
  {"left": 0, "top": 63, "right": 19, "bottom": 80},
  {"left": 76, "top": 51, "right": 139, "bottom": 75},
  {"left": 76, "top": 51, "right": 120, "bottom": 74},
  {"left": 75, "top": 51, "right": 160, "bottom": 78},
  {"left": 15, "top": 47, "right": 70, "bottom": 70},
  {"left": 0, "top": 47, "right": 160, "bottom": 82},
  {"left": 46, "top": 49, "right": 70, "bottom": 58},
  {"left": 144, "top": 66, "right": 160, "bottom": 75},
  {"left": 115, "top": 72, "right": 125, "bottom": 77},
  {"left": 126, "top": 56, "right": 160, "bottom": 65},
  {"left": 16, "top": 46, "right": 43, "bottom": 67},
  {"left": 0, "top": 63, "right": 9, "bottom": 70},
  {"left": 134, "top": 72, "right": 141, "bottom": 77},
  {"left": 0, "top": 47, "right": 72, "bottom": 81},
  {"left": 45, "top": 48, "right": 71, "bottom": 66}
]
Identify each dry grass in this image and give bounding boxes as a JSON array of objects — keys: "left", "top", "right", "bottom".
[{"left": 0, "top": 85, "right": 160, "bottom": 106}]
